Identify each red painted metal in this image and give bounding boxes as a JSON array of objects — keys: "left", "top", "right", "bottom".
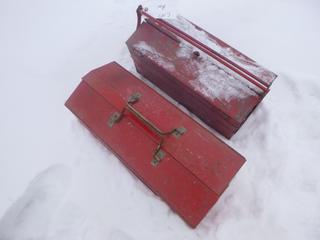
[
  {"left": 65, "top": 62, "right": 245, "bottom": 228},
  {"left": 127, "top": 6, "right": 277, "bottom": 138}
]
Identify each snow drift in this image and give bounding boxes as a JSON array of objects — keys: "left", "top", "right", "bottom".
[{"left": 1, "top": 0, "right": 320, "bottom": 239}]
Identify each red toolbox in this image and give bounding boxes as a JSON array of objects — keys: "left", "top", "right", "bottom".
[
  {"left": 126, "top": 6, "right": 277, "bottom": 138},
  {"left": 65, "top": 61, "right": 245, "bottom": 228}
]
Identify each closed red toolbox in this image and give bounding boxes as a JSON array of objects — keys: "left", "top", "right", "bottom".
[
  {"left": 65, "top": 61, "right": 245, "bottom": 228},
  {"left": 126, "top": 6, "right": 277, "bottom": 138}
]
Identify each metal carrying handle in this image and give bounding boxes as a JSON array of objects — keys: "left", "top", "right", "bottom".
[
  {"left": 108, "top": 92, "right": 186, "bottom": 166},
  {"left": 136, "top": 5, "right": 269, "bottom": 94}
]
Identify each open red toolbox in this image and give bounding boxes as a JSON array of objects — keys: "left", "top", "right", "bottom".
[
  {"left": 65, "top": 62, "right": 245, "bottom": 228},
  {"left": 126, "top": 6, "right": 277, "bottom": 138}
]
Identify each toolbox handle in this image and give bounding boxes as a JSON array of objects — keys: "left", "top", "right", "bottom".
[
  {"left": 136, "top": 5, "right": 143, "bottom": 29},
  {"left": 136, "top": 5, "right": 269, "bottom": 93},
  {"left": 108, "top": 92, "right": 186, "bottom": 166}
]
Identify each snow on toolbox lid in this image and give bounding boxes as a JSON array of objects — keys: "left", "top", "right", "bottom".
[
  {"left": 130, "top": 6, "right": 277, "bottom": 126},
  {"left": 65, "top": 61, "right": 245, "bottom": 227},
  {"left": 136, "top": 5, "right": 277, "bottom": 89}
]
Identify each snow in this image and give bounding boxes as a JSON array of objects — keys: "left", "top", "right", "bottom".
[
  {"left": 168, "top": 15, "right": 276, "bottom": 85},
  {"left": 1, "top": 0, "right": 320, "bottom": 240},
  {"left": 191, "top": 60, "right": 257, "bottom": 102},
  {"left": 176, "top": 42, "right": 259, "bottom": 101}
]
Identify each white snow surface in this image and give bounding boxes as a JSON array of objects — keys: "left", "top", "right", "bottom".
[
  {"left": 191, "top": 60, "right": 257, "bottom": 102},
  {"left": 133, "top": 41, "right": 175, "bottom": 72},
  {"left": 1, "top": 0, "right": 320, "bottom": 240},
  {"left": 177, "top": 42, "right": 258, "bottom": 101}
]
